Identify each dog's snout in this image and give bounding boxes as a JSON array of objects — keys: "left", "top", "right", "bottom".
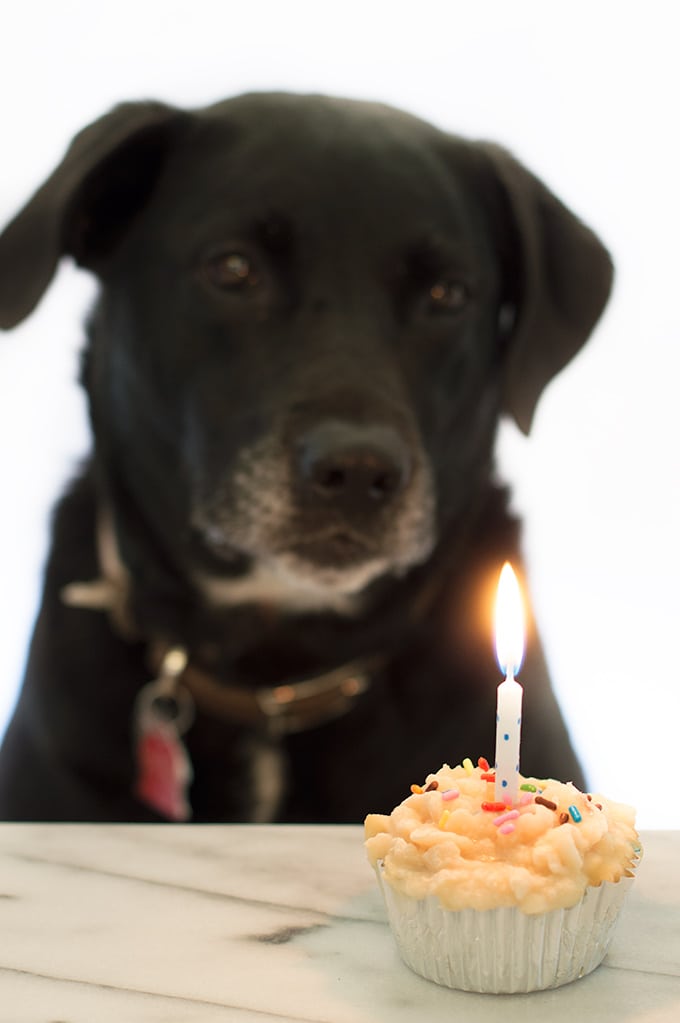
[{"left": 296, "top": 420, "right": 411, "bottom": 510}]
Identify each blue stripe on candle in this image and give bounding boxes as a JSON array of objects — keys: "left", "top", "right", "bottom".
[{"left": 504, "top": 733, "right": 509, "bottom": 741}]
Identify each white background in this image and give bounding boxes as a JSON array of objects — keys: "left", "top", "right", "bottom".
[{"left": 0, "top": 1, "right": 677, "bottom": 827}]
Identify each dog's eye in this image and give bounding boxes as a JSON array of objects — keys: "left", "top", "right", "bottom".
[
  {"left": 428, "top": 280, "right": 468, "bottom": 313},
  {"left": 204, "top": 252, "right": 259, "bottom": 290}
]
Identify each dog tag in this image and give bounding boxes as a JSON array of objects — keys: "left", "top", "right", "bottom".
[{"left": 133, "top": 648, "right": 195, "bottom": 822}]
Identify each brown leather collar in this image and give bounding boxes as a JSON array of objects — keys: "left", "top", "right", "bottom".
[
  {"left": 147, "top": 642, "right": 379, "bottom": 735},
  {"left": 61, "top": 511, "right": 379, "bottom": 734}
]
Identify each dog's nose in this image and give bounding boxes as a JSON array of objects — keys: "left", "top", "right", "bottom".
[{"left": 296, "top": 420, "right": 411, "bottom": 510}]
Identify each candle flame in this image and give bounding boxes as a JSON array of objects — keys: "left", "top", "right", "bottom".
[{"left": 495, "top": 562, "right": 525, "bottom": 677}]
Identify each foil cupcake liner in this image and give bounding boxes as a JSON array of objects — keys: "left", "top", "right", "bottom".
[{"left": 376, "top": 863, "right": 636, "bottom": 993}]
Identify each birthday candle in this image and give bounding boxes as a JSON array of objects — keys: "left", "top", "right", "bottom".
[{"left": 493, "top": 563, "right": 525, "bottom": 804}]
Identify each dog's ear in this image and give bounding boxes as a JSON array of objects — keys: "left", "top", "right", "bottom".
[
  {"left": 480, "top": 143, "right": 614, "bottom": 434},
  {"left": 0, "top": 101, "right": 188, "bottom": 330}
]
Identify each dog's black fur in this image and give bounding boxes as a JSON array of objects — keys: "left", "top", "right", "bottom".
[{"left": 0, "top": 94, "right": 611, "bottom": 822}]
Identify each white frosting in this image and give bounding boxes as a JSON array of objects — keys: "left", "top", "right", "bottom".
[{"left": 365, "top": 762, "right": 640, "bottom": 914}]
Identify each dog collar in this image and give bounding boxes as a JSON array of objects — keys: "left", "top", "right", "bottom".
[
  {"left": 146, "top": 641, "right": 376, "bottom": 735},
  {"left": 60, "top": 511, "right": 379, "bottom": 735},
  {"left": 128, "top": 642, "right": 379, "bottom": 821}
]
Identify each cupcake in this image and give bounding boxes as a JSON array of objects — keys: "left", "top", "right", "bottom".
[{"left": 365, "top": 758, "right": 640, "bottom": 993}]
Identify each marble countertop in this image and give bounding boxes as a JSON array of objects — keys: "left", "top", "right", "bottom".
[{"left": 0, "top": 825, "right": 677, "bottom": 1022}]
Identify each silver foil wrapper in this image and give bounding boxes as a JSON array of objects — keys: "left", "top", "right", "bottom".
[{"left": 376, "top": 863, "right": 636, "bottom": 993}]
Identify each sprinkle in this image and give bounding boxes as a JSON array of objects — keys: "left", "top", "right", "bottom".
[
  {"left": 595, "top": 803, "right": 603, "bottom": 810},
  {"left": 559, "top": 812, "right": 569, "bottom": 825},
  {"left": 520, "top": 783, "right": 537, "bottom": 792},
  {"left": 480, "top": 772, "right": 496, "bottom": 782},
  {"left": 441, "top": 788, "right": 460, "bottom": 801},
  {"left": 499, "top": 822, "right": 515, "bottom": 835},
  {"left": 535, "top": 796, "right": 557, "bottom": 811},
  {"left": 482, "top": 801, "right": 508, "bottom": 812},
  {"left": 425, "top": 780, "right": 439, "bottom": 791},
  {"left": 478, "top": 757, "right": 490, "bottom": 772},
  {"left": 586, "top": 794, "right": 593, "bottom": 801},
  {"left": 493, "top": 810, "right": 520, "bottom": 827},
  {"left": 462, "top": 757, "right": 474, "bottom": 775},
  {"left": 519, "top": 793, "right": 533, "bottom": 806},
  {"left": 438, "top": 810, "right": 451, "bottom": 829},
  {"left": 568, "top": 804, "right": 582, "bottom": 823},
  {"left": 410, "top": 784, "right": 424, "bottom": 795}
]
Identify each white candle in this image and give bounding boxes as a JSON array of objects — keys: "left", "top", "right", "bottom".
[{"left": 494, "top": 563, "right": 525, "bottom": 804}]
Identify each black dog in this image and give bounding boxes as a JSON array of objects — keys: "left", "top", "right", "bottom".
[{"left": 0, "top": 93, "right": 611, "bottom": 822}]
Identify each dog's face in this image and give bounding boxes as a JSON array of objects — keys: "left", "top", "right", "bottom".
[
  {"left": 84, "top": 96, "right": 513, "bottom": 604},
  {"left": 0, "top": 94, "right": 613, "bottom": 610}
]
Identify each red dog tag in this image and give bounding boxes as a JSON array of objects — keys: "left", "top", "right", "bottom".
[
  {"left": 134, "top": 713, "right": 193, "bottom": 822},
  {"left": 133, "top": 649, "right": 195, "bottom": 821}
]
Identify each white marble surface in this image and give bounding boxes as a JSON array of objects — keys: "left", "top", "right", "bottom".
[{"left": 0, "top": 825, "right": 677, "bottom": 1022}]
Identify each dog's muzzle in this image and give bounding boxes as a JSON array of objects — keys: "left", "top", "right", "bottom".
[{"left": 189, "top": 409, "right": 435, "bottom": 596}]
